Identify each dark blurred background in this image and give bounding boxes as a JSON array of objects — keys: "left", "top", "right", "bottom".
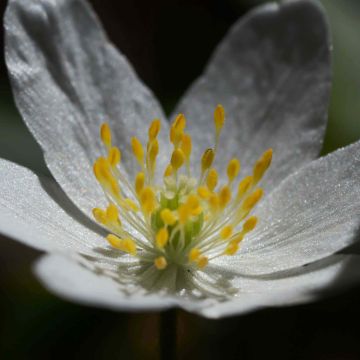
[{"left": 1, "top": 0, "right": 360, "bottom": 359}]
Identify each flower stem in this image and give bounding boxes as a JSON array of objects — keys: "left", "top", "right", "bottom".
[{"left": 160, "top": 309, "right": 177, "bottom": 360}]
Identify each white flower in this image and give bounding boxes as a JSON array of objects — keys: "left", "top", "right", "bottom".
[{"left": 1, "top": 0, "right": 360, "bottom": 318}]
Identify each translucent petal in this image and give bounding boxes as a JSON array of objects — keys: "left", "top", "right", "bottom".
[
  {"left": 5, "top": 0, "right": 170, "bottom": 216},
  {"left": 203, "top": 255, "right": 360, "bottom": 318},
  {"left": 0, "top": 158, "right": 105, "bottom": 255},
  {"left": 35, "top": 252, "right": 360, "bottom": 318},
  {"left": 231, "top": 140, "right": 360, "bottom": 275},
  {"left": 34, "top": 254, "right": 177, "bottom": 312},
  {"left": 173, "top": 0, "right": 331, "bottom": 186}
]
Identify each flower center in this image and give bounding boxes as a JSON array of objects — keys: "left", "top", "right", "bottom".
[{"left": 92, "top": 105, "right": 272, "bottom": 272}]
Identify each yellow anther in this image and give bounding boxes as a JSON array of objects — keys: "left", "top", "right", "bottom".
[
  {"left": 154, "top": 256, "right": 167, "bottom": 270},
  {"left": 197, "top": 186, "right": 211, "bottom": 200},
  {"left": 160, "top": 208, "right": 177, "bottom": 226},
  {"left": 231, "top": 233, "right": 244, "bottom": 245},
  {"left": 181, "top": 133, "right": 192, "bottom": 160},
  {"left": 108, "top": 177, "right": 121, "bottom": 198},
  {"left": 93, "top": 157, "right": 112, "bottom": 183},
  {"left": 131, "top": 137, "right": 144, "bottom": 167},
  {"left": 178, "top": 204, "right": 189, "bottom": 224},
  {"left": 227, "top": 158, "right": 241, "bottom": 183},
  {"left": 148, "top": 119, "right": 161, "bottom": 140},
  {"left": 189, "top": 248, "right": 201, "bottom": 262},
  {"left": 93, "top": 161, "right": 102, "bottom": 182},
  {"left": 208, "top": 193, "right": 219, "bottom": 212},
  {"left": 214, "top": 104, "right": 225, "bottom": 134},
  {"left": 170, "top": 114, "right": 186, "bottom": 146},
  {"left": 186, "top": 194, "right": 200, "bottom": 210},
  {"left": 140, "top": 187, "right": 157, "bottom": 215},
  {"left": 253, "top": 148, "right": 273, "bottom": 184},
  {"left": 106, "top": 203, "right": 119, "bottom": 223},
  {"left": 171, "top": 148, "right": 185, "bottom": 170},
  {"left": 206, "top": 168, "right": 218, "bottom": 191},
  {"left": 197, "top": 256, "right": 208, "bottom": 269},
  {"left": 219, "top": 186, "right": 232, "bottom": 208},
  {"left": 237, "top": 175, "right": 253, "bottom": 199},
  {"left": 100, "top": 122, "right": 112, "bottom": 148},
  {"left": 220, "top": 225, "right": 233, "bottom": 240},
  {"left": 185, "top": 194, "right": 202, "bottom": 216},
  {"left": 243, "top": 216, "right": 258, "bottom": 233},
  {"left": 148, "top": 139, "right": 159, "bottom": 165},
  {"left": 224, "top": 241, "right": 239, "bottom": 256},
  {"left": 156, "top": 227, "right": 169, "bottom": 249},
  {"left": 108, "top": 146, "right": 121, "bottom": 167},
  {"left": 242, "top": 188, "right": 263, "bottom": 212},
  {"left": 201, "top": 148, "right": 215, "bottom": 172},
  {"left": 164, "top": 164, "right": 173, "bottom": 178},
  {"left": 122, "top": 198, "right": 139, "bottom": 212},
  {"left": 92, "top": 208, "right": 106, "bottom": 224},
  {"left": 173, "top": 113, "right": 186, "bottom": 132},
  {"left": 135, "top": 172, "right": 145, "bottom": 195},
  {"left": 106, "top": 234, "right": 137, "bottom": 255}
]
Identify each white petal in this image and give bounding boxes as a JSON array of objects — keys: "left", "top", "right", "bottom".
[
  {"left": 34, "top": 254, "right": 177, "bottom": 311},
  {"left": 0, "top": 159, "right": 105, "bottom": 254},
  {"left": 173, "top": 0, "right": 331, "bottom": 186},
  {"left": 202, "top": 255, "right": 360, "bottom": 318},
  {"left": 34, "top": 251, "right": 360, "bottom": 318},
  {"left": 5, "top": 0, "right": 170, "bottom": 216},
  {"left": 234, "top": 140, "right": 360, "bottom": 275}
]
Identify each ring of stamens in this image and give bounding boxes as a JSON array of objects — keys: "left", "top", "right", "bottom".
[{"left": 92, "top": 105, "right": 272, "bottom": 273}]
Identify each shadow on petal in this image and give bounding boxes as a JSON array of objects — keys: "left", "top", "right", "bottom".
[{"left": 39, "top": 176, "right": 106, "bottom": 237}]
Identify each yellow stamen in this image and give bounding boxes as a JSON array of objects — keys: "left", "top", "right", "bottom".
[
  {"left": 154, "top": 256, "right": 167, "bottom": 270},
  {"left": 148, "top": 119, "right": 161, "bottom": 140},
  {"left": 243, "top": 216, "right": 258, "bottom": 233},
  {"left": 224, "top": 241, "right": 238, "bottom": 256},
  {"left": 164, "top": 164, "right": 173, "bottom": 178},
  {"left": 178, "top": 204, "right": 189, "bottom": 224},
  {"left": 122, "top": 198, "right": 139, "bottom": 212},
  {"left": 242, "top": 188, "right": 263, "bottom": 212},
  {"left": 160, "top": 208, "right": 177, "bottom": 226},
  {"left": 131, "top": 137, "right": 144, "bottom": 167},
  {"left": 156, "top": 227, "right": 169, "bottom": 249},
  {"left": 170, "top": 114, "right": 186, "bottom": 147},
  {"left": 140, "top": 187, "right": 157, "bottom": 215},
  {"left": 92, "top": 105, "right": 272, "bottom": 273},
  {"left": 219, "top": 186, "right": 232, "bottom": 208},
  {"left": 206, "top": 168, "right": 218, "bottom": 191},
  {"left": 106, "top": 203, "right": 120, "bottom": 224},
  {"left": 237, "top": 175, "right": 253, "bottom": 199},
  {"left": 92, "top": 208, "right": 106, "bottom": 225},
  {"left": 227, "top": 158, "right": 240, "bottom": 183},
  {"left": 106, "top": 234, "right": 137, "bottom": 255},
  {"left": 189, "top": 248, "right": 201, "bottom": 262},
  {"left": 214, "top": 104, "right": 225, "bottom": 134},
  {"left": 100, "top": 122, "right": 112, "bottom": 148},
  {"left": 201, "top": 148, "right": 215, "bottom": 173},
  {"left": 171, "top": 148, "right": 185, "bottom": 171},
  {"left": 253, "top": 148, "right": 273, "bottom": 184},
  {"left": 197, "top": 256, "right": 208, "bottom": 269},
  {"left": 181, "top": 133, "right": 192, "bottom": 161},
  {"left": 108, "top": 146, "right": 121, "bottom": 167},
  {"left": 220, "top": 225, "right": 233, "bottom": 240},
  {"left": 186, "top": 194, "right": 201, "bottom": 215},
  {"left": 197, "top": 186, "right": 211, "bottom": 200},
  {"left": 135, "top": 172, "right": 145, "bottom": 195},
  {"left": 148, "top": 139, "right": 159, "bottom": 175},
  {"left": 231, "top": 233, "right": 244, "bottom": 245},
  {"left": 208, "top": 193, "right": 219, "bottom": 213}
]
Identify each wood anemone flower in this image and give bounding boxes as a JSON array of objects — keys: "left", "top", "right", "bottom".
[{"left": 1, "top": 0, "right": 360, "bottom": 318}]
